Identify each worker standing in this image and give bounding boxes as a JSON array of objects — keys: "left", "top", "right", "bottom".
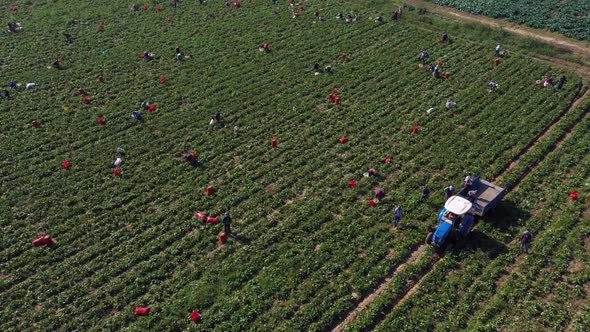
[
  {"left": 520, "top": 231, "right": 532, "bottom": 253},
  {"left": 393, "top": 206, "right": 403, "bottom": 227},
  {"left": 222, "top": 212, "right": 232, "bottom": 235},
  {"left": 444, "top": 185, "right": 455, "bottom": 199}
]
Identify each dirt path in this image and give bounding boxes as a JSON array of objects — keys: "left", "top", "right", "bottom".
[
  {"left": 331, "top": 244, "right": 428, "bottom": 332},
  {"left": 405, "top": 0, "right": 590, "bottom": 58}
]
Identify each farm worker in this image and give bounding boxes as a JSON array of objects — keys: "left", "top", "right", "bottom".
[
  {"left": 222, "top": 212, "right": 232, "bottom": 235},
  {"left": 182, "top": 153, "right": 198, "bottom": 165},
  {"left": 488, "top": 82, "right": 499, "bottom": 92},
  {"left": 324, "top": 65, "right": 333, "bottom": 73},
  {"left": 114, "top": 157, "right": 123, "bottom": 167},
  {"left": 391, "top": 11, "right": 398, "bottom": 20},
  {"left": 368, "top": 168, "right": 377, "bottom": 177},
  {"left": 52, "top": 58, "right": 62, "bottom": 68},
  {"left": 467, "top": 190, "right": 477, "bottom": 202},
  {"left": 544, "top": 77, "right": 553, "bottom": 88},
  {"left": 143, "top": 51, "right": 154, "bottom": 61},
  {"left": 175, "top": 46, "right": 185, "bottom": 60},
  {"left": 375, "top": 189, "right": 385, "bottom": 201},
  {"left": 433, "top": 65, "right": 440, "bottom": 78},
  {"left": 141, "top": 101, "right": 151, "bottom": 110},
  {"left": 495, "top": 45, "right": 501, "bottom": 56},
  {"left": 225, "top": 0, "right": 230, "bottom": 6},
  {"left": 3, "top": 89, "right": 9, "bottom": 98},
  {"left": 520, "top": 231, "right": 532, "bottom": 253},
  {"left": 393, "top": 206, "right": 403, "bottom": 227},
  {"left": 557, "top": 76, "right": 567, "bottom": 90},
  {"left": 132, "top": 111, "right": 143, "bottom": 120},
  {"left": 64, "top": 33, "right": 74, "bottom": 44},
  {"left": 375, "top": 16, "right": 384, "bottom": 23},
  {"left": 7, "top": 21, "right": 17, "bottom": 33},
  {"left": 173, "top": 0, "right": 177, "bottom": 8},
  {"left": 26, "top": 83, "right": 37, "bottom": 89},
  {"left": 421, "top": 186, "right": 430, "bottom": 201},
  {"left": 211, "top": 112, "right": 221, "bottom": 125},
  {"left": 464, "top": 175, "right": 473, "bottom": 188},
  {"left": 262, "top": 42, "right": 270, "bottom": 52},
  {"left": 445, "top": 99, "right": 456, "bottom": 110},
  {"left": 442, "top": 32, "right": 448, "bottom": 42},
  {"left": 116, "top": 147, "right": 124, "bottom": 153},
  {"left": 444, "top": 185, "right": 455, "bottom": 199},
  {"left": 9, "top": 81, "right": 17, "bottom": 89},
  {"left": 418, "top": 51, "right": 429, "bottom": 62}
]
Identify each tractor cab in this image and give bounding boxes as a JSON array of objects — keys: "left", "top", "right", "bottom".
[{"left": 428, "top": 196, "right": 475, "bottom": 250}]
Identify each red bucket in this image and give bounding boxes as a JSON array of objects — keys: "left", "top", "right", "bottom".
[
  {"left": 219, "top": 232, "right": 228, "bottom": 244},
  {"left": 207, "top": 216, "right": 219, "bottom": 224},
  {"left": 191, "top": 310, "right": 202, "bottom": 323},
  {"left": 206, "top": 186, "right": 214, "bottom": 196},
  {"left": 135, "top": 307, "right": 151, "bottom": 316}
]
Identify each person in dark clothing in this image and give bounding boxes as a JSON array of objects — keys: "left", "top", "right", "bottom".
[
  {"left": 132, "top": 111, "right": 143, "bottom": 120},
  {"left": 212, "top": 112, "right": 221, "bottom": 124},
  {"left": 175, "top": 46, "right": 184, "bottom": 60},
  {"left": 7, "top": 22, "right": 17, "bottom": 33},
  {"left": 442, "top": 32, "right": 448, "bottom": 42},
  {"left": 64, "top": 33, "right": 74, "bottom": 44},
  {"left": 3, "top": 89, "right": 9, "bottom": 98},
  {"left": 392, "top": 11, "right": 398, "bottom": 20},
  {"left": 222, "top": 212, "right": 232, "bottom": 235},
  {"left": 557, "top": 76, "right": 567, "bottom": 90},
  {"left": 375, "top": 189, "right": 385, "bottom": 201},
  {"left": 421, "top": 186, "right": 430, "bottom": 201},
  {"left": 520, "top": 231, "right": 532, "bottom": 253},
  {"left": 444, "top": 185, "right": 455, "bottom": 199},
  {"left": 182, "top": 152, "right": 198, "bottom": 166}
]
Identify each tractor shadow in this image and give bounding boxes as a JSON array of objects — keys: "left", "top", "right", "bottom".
[{"left": 453, "top": 200, "right": 531, "bottom": 260}]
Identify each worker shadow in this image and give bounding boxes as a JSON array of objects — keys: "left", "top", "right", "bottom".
[{"left": 229, "top": 232, "right": 250, "bottom": 245}]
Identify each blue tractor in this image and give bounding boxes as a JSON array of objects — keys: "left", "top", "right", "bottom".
[{"left": 426, "top": 177, "right": 506, "bottom": 251}]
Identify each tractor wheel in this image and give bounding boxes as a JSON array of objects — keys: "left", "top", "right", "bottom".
[{"left": 425, "top": 232, "right": 433, "bottom": 245}]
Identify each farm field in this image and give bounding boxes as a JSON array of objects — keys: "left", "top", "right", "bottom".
[
  {"left": 1, "top": 1, "right": 588, "bottom": 331},
  {"left": 428, "top": 0, "right": 590, "bottom": 41}
]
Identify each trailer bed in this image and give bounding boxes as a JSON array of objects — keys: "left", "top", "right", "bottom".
[{"left": 459, "top": 178, "right": 506, "bottom": 216}]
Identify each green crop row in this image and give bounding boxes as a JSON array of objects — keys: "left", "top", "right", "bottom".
[
  {"left": 0, "top": 0, "right": 586, "bottom": 331},
  {"left": 430, "top": 0, "right": 590, "bottom": 41}
]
